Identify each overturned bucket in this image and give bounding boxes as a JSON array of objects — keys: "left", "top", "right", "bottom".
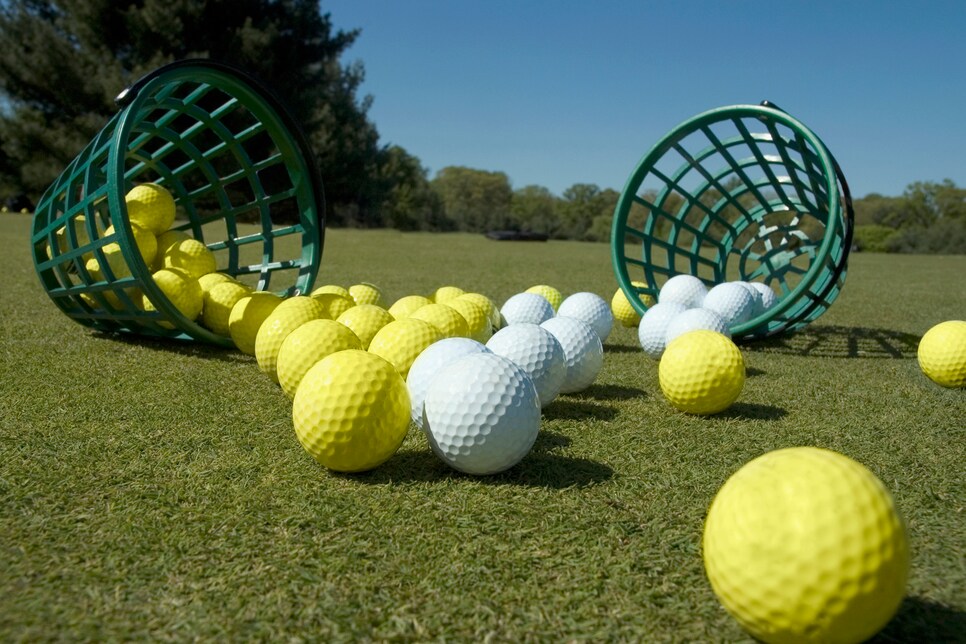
[
  {"left": 611, "top": 101, "right": 853, "bottom": 341},
  {"left": 31, "top": 59, "right": 324, "bottom": 347}
]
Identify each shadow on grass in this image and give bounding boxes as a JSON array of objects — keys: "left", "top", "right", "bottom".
[
  {"left": 745, "top": 325, "right": 920, "bottom": 359},
  {"left": 346, "top": 444, "right": 613, "bottom": 489},
  {"left": 746, "top": 366, "right": 766, "bottom": 377},
  {"left": 869, "top": 596, "right": 966, "bottom": 643},
  {"left": 89, "top": 329, "right": 251, "bottom": 363},
  {"left": 603, "top": 344, "right": 643, "bottom": 354},
  {"left": 543, "top": 399, "right": 619, "bottom": 421},
  {"left": 716, "top": 402, "right": 788, "bottom": 420},
  {"left": 530, "top": 430, "right": 571, "bottom": 453},
  {"left": 577, "top": 383, "right": 647, "bottom": 401}
]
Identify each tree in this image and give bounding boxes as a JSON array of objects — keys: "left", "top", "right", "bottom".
[
  {"left": 376, "top": 146, "right": 448, "bottom": 231},
  {"left": 0, "top": 0, "right": 383, "bottom": 223},
  {"left": 430, "top": 166, "right": 513, "bottom": 232},
  {"left": 558, "top": 183, "right": 620, "bottom": 241},
  {"left": 510, "top": 185, "right": 559, "bottom": 236}
]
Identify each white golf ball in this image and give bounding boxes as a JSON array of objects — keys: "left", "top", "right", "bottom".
[
  {"left": 665, "top": 308, "right": 730, "bottom": 344},
  {"left": 735, "top": 281, "right": 765, "bottom": 319},
  {"left": 486, "top": 323, "right": 567, "bottom": 408},
  {"left": 540, "top": 316, "right": 604, "bottom": 394},
  {"left": 638, "top": 302, "right": 688, "bottom": 359},
  {"left": 500, "top": 292, "right": 555, "bottom": 326},
  {"left": 748, "top": 281, "right": 778, "bottom": 312},
  {"left": 407, "top": 337, "right": 490, "bottom": 428},
  {"left": 556, "top": 292, "right": 614, "bottom": 343},
  {"left": 702, "top": 282, "right": 757, "bottom": 328},
  {"left": 423, "top": 352, "right": 541, "bottom": 475},
  {"left": 659, "top": 274, "right": 708, "bottom": 309}
]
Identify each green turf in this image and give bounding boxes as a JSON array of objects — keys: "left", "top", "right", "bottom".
[{"left": 1, "top": 214, "right": 964, "bottom": 641}]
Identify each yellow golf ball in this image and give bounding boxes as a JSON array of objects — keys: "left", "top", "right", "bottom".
[
  {"left": 410, "top": 303, "right": 469, "bottom": 339},
  {"left": 201, "top": 281, "right": 252, "bottom": 337},
  {"left": 525, "top": 285, "right": 563, "bottom": 312},
  {"left": 311, "top": 292, "right": 355, "bottom": 319},
  {"left": 917, "top": 320, "right": 966, "bottom": 388},
  {"left": 703, "top": 447, "right": 909, "bottom": 644},
  {"left": 161, "top": 238, "right": 217, "bottom": 279},
  {"left": 388, "top": 294, "right": 433, "bottom": 319},
  {"left": 336, "top": 304, "right": 394, "bottom": 349},
  {"left": 368, "top": 317, "right": 443, "bottom": 378},
  {"left": 456, "top": 292, "right": 502, "bottom": 330},
  {"left": 125, "top": 183, "right": 176, "bottom": 235},
  {"left": 142, "top": 268, "right": 203, "bottom": 327},
  {"left": 432, "top": 285, "right": 465, "bottom": 303},
  {"left": 228, "top": 291, "right": 283, "bottom": 355},
  {"left": 348, "top": 282, "right": 383, "bottom": 307},
  {"left": 311, "top": 284, "right": 351, "bottom": 299},
  {"left": 611, "top": 281, "right": 654, "bottom": 328},
  {"left": 443, "top": 296, "right": 491, "bottom": 343},
  {"left": 255, "top": 296, "right": 325, "bottom": 382},
  {"left": 659, "top": 330, "right": 744, "bottom": 415},
  {"left": 153, "top": 230, "right": 191, "bottom": 270},
  {"left": 293, "top": 350, "right": 410, "bottom": 473},
  {"left": 277, "top": 319, "right": 362, "bottom": 398},
  {"left": 197, "top": 272, "right": 238, "bottom": 295},
  {"left": 104, "top": 222, "right": 157, "bottom": 267}
]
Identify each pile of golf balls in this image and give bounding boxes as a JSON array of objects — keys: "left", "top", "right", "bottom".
[{"left": 637, "top": 275, "right": 779, "bottom": 359}]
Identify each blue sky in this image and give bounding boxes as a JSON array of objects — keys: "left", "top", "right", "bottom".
[{"left": 323, "top": 1, "right": 965, "bottom": 198}]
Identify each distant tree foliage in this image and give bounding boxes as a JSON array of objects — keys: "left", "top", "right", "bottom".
[
  {"left": 0, "top": 0, "right": 406, "bottom": 224},
  {"left": 851, "top": 179, "right": 965, "bottom": 254}
]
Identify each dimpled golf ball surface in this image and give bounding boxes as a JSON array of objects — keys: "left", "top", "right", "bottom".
[
  {"left": 639, "top": 302, "right": 687, "bottom": 359},
  {"left": 423, "top": 353, "right": 540, "bottom": 475},
  {"left": 277, "top": 319, "right": 363, "bottom": 398},
  {"left": 703, "top": 447, "right": 909, "bottom": 644},
  {"left": 665, "top": 307, "right": 730, "bottom": 344},
  {"left": 917, "top": 320, "right": 966, "bottom": 387},
  {"left": 659, "top": 274, "right": 708, "bottom": 308},
  {"left": 611, "top": 281, "right": 654, "bottom": 328},
  {"left": 525, "top": 284, "right": 563, "bottom": 311},
  {"left": 659, "top": 330, "right": 744, "bottom": 415},
  {"left": 293, "top": 350, "right": 410, "bottom": 473},
  {"left": 540, "top": 316, "right": 604, "bottom": 393},
  {"left": 501, "top": 292, "right": 555, "bottom": 326},
  {"left": 407, "top": 337, "right": 490, "bottom": 428},
  {"left": 557, "top": 292, "right": 614, "bottom": 343},
  {"left": 702, "top": 282, "right": 757, "bottom": 328},
  {"left": 486, "top": 324, "right": 566, "bottom": 408},
  {"left": 367, "top": 317, "right": 443, "bottom": 378},
  {"left": 748, "top": 281, "right": 779, "bottom": 311}
]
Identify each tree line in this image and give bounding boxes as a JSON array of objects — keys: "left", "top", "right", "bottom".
[{"left": 1, "top": 2, "right": 962, "bottom": 253}]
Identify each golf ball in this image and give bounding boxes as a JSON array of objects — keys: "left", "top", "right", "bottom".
[
  {"left": 367, "top": 317, "right": 443, "bottom": 378},
  {"left": 293, "top": 350, "right": 410, "bottom": 473},
  {"left": 703, "top": 447, "right": 909, "bottom": 644},
  {"left": 611, "top": 281, "right": 654, "bottom": 328},
  {"left": 276, "top": 318, "right": 363, "bottom": 398},
  {"left": 423, "top": 352, "right": 540, "bottom": 475},
  {"left": 638, "top": 302, "right": 687, "bottom": 360},
  {"left": 659, "top": 274, "right": 707, "bottom": 309},
  {"left": 917, "top": 320, "right": 966, "bottom": 388},
  {"left": 525, "top": 284, "right": 563, "bottom": 311},
  {"left": 407, "top": 337, "right": 490, "bottom": 428},
  {"left": 501, "top": 292, "right": 555, "bottom": 326},
  {"left": 486, "top": 323, "right": 567, "bottom": 408},
  {"left": 540, "top": 316, "right": 604, "bottom": 394},
  {"left": 659, "top": 330, "right": 744, "bottom": 415},
  {"left": 702, "top": 282, "right": 757, "bottom": 328},
  {"left": 557, "top": 292, "right": 614, "bottom": 343},
  {"left": 665, "top": 307, "right": 730, "bottom": 345},
  {"left": 748, "top": 281, "right": 778, "bottom": 311}
]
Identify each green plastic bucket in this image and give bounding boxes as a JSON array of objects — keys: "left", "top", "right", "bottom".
[
  {"left": 31, "top": 59, "right": 325, "bottom": 346},
  {"left": 611, "top": 102, "right": 853, "bottom": 340}
]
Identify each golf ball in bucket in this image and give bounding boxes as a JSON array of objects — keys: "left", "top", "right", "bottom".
[
  {"left": 703, "top": 447, "right": 909, "bottom": 644},
  {"left": 422, "top": 352, "right": 541, "bottom": 475},
  {"left": 659, "top": 274, "right": 707, "bottom": 308}
]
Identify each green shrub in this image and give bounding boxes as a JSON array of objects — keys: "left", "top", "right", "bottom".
[{"left": 852, "top": 224, "right": 898, "bottom": 252}]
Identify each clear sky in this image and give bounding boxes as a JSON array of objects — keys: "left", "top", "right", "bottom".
[{"left": 323, "top": 0, "right": 965, "bottom": 199}]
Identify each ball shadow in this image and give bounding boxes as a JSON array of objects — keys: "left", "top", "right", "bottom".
[
  {"left": 869, "top": 596, "right": 966, "bottom": 643},
  {"left": 345, "top": 440, "right": 612, "bottom": 489},
  {"left": 543, "top": 399, "right": 619, "bottom": 422},
  {"left": 603, "top": 343, "right": 643, "bottom": 354},
  {"left": 716, "top": 402, "right": 788, "bottom": 421},
  {"left": 745, "top": 325, "right": 920, "bottom": 360},
  {"left": 745, "top": 366, "right": 766, "bottom": 377},
  {"left": 574, "top": 383, "right": 647, "bottom": 401},
  {"left": 531, "top": 430, "right": 572, "bottom": 453}
]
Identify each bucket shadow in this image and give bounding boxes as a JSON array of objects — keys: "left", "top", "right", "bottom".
[
  {"left": 90, "top": 329, "right": 249, "bottom": 363},
  {"left": 747, "top": 325, "right": 920, "bottom": 359},
  {"left": 869, "top": 596, "right": 966, "bottom": 643},
  {"left": 346, "top": 441, "right": 612, "bottom": 489}
]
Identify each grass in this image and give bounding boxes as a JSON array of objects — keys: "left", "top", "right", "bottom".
[{"left": 2, "top": 213, "right": 964, "bottom": 641}]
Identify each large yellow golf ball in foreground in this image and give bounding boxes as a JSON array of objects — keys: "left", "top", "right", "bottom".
[
  {"left": 917, "top": 320, "right": 966, "bottom": 388},
  {"left": 703, "top": 447, "right": 909, "bottom": 644},
  {"left": 293, "top": 350, "right": 410, "bottom": 473},
  {"left": 659, "top": 330, "right": 744, "bottom": 414}
]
